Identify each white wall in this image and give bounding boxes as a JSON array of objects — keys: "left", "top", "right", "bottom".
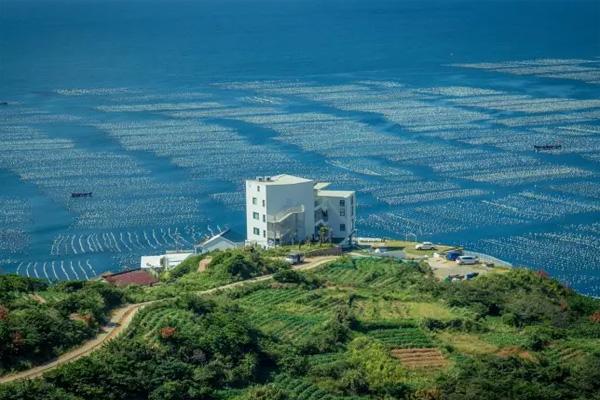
[
  {"left": 318, "top": 193, "right": 355, "bottom": 239},
  {"left": 247, "top": 177, "right": 354, "bottom": 245},
  {"left": 246, "top": 180, "right": 268, "bottom": 245},
  {"left": 266, "top": 181, "right": 315, "bottom": 242}
]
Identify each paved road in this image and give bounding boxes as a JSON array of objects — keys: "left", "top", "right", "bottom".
[{"left": 0, "top": 255, "right": 337, "bottom": 384}]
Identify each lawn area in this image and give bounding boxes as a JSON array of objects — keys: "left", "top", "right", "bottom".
[
  {"left": 373, "top": 240, "right": 456, "bottom": 258},
  {"left": 435, "top": 332, "right": 499, "bottom": 355}
]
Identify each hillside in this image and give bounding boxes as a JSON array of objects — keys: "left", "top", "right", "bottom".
[
  {"left": 0, "top": 276, "right": 127, "bottom": 375},
  {"left": 1, "top": 250, "right": 599, "bottom": 399}
]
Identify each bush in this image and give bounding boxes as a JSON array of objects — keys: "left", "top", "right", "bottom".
[
  {"left": 347, "top": 337, "right": 408, "bottom": 396},
  {"left": 299, "top": 305, "right": 356, "bottom": 354},
  {"left": 237, "top": 385, "right": 289, "bottom": 400},
  {"left": 0, "top": 279, "right": 125, "bottom": 374},
  {"left": 273, "top": 270, "right": 304, "bottom": 284},
  {"left": 437, "top": 353, "right": 596, "bottom": 400},
  {"left": 208, "top": 249, "right": 288, "bottom": 281},
  {"left": 273, "top": 270, "right": 323, "bottom": 289}
]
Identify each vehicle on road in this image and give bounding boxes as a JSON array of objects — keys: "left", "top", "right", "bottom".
[
  {"left": 415, "top": 241, "right": 435, "bottom": 250},
  {"left": 285, "top": 252, "right": 305, "bottom": 265},
  {"left": 456, "top": 255, "right": 479, "bottom": 265}
]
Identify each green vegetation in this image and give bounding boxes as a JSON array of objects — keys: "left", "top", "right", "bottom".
[
  {"left": 128, "top": 248, "right": 290, "bottom": 302},
  {"left": 0, "top": 275, "right": 126, "bottom": 374},
  {"left": 1, "top": 254, "right": 600, "bottom": 399},
  {"left": 0, "top": 249, "right": 287, "bottom": 374},
  {"left": 373, "top": 240, "right": 455, "bottom": 258},
  {"left": 262, "top": 242, "right": 334, "bottom": 257}
]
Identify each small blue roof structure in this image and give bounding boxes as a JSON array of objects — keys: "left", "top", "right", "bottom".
[
  {"left": 218, "top": 229, "right": 245, "bottom": 243},
  {"left": 195, "top": 228, "right": 244, "bottom": 254}
]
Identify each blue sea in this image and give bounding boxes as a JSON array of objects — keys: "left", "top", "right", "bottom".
[{"left": 1, "top": 0, "right": 599, "bottom": 294}]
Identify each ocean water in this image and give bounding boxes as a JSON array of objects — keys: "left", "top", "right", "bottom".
[{"left": 0, "top": 0, "right": 599, "bottom": 294}]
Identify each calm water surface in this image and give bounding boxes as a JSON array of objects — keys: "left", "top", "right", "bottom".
[{"left": 0, "top": 0, "right": 599, "bottom": 294}]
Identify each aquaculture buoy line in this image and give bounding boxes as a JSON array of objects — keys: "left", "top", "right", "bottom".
[
  {"left": 1, "top": 66, "right": 599, "bottom": 295},
  {"left": 49, "top": 226, "right": 199, "bottom": 257},
  {"left": 6, "top": 225, "right": 206, "bottom": 281}
]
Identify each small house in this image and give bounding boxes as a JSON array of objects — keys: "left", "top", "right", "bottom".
[
  {"left": 194, "top": 228, "right": 244, "bottom": 254},
  {"left": 140, "top": 251, "right": 193, "bottom": 270}
]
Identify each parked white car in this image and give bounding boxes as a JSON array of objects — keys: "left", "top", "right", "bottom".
[
  {"left": 415, "top": 241, "right": 435, "bottom": 250},
  {"left": 456, "top": 255, "right": 479, "bottom": 265}
]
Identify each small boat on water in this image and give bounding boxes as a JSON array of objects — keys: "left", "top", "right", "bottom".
[
  {"left": 71, "top": 192, "right": 92, "bottom": 198},
  {"left": 534, "top": 144, "right": 562, "bottom": 151}
]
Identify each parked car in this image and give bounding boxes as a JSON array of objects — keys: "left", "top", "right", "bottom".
[
  {"left": 285, "top": 252, "right": 305, "bottom": 265},
  {"left": 415, "top": 241, "right": 435, "bottom": 250},
  {"left": 456, "top": 255, "right": 479, "bottom": 265},
  {"left": 445, "top": 249, "right": 464, "bottom": 261}
]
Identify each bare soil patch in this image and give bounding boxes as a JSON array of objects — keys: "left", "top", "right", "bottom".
[{"left": 390, "top": 348, "right": 447, "bottom": 369}]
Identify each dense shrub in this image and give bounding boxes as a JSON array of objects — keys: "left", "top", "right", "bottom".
[
  {"left": 438, "top": 352, "right": 600, "bottom": 400},
  {"left": 1, "top": 297, "right": 273, "bottom": 400},
  {"left": 237, "top": 385, "right": 289, "bottom": 400},
  {"left": 207, "top": 249, "right": 288, "bottom": 281},
  {"left": 273, "top": 270, "right": 323, "bottom": 289},
  {"left": 0, "top": 277, "right": 125, "bottom": 374},
  {"left": 299, "top": 305, "right": 356, "bottom": 354}
]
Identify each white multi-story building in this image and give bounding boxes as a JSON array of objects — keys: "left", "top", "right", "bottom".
[{"left": 245, "top": 174, "right": 356, "bottom": 247}]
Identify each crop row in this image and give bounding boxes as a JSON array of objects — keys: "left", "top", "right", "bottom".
[
  {"left": 274, "top": 375, "right": 365, "bottom": 400},
  {"left": 366, "top": 327, "right": 433, "bottom": 349}
]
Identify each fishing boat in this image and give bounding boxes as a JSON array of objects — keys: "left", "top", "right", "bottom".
[
  {"left": 534, "top": 144, "right": 562, "bottom": 151},
  {"left": 71, "top": 192, "right": 93, "bottom": 198}
]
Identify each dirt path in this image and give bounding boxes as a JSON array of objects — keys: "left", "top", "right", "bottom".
[
  {"left": 0, "top": 255, "right": 338, "bottom": 384},
  {"left": 0, "top": 301, "right": 149, "bottom": 384}
]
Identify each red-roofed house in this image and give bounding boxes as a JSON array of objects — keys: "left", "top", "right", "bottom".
[{"left": 102, "top": 269, "right": 159, "bottom": 287}]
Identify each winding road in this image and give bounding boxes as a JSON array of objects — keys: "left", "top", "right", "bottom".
[{"left": 0, "top": 256, "right": 337, "bottom": 384}]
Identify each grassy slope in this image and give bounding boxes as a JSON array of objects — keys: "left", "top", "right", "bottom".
[
  {"left": 125, "top": 255, "right": 600, "bottom": 399},
  {"left": 2, "top": 252, "right": 599, "bottom": 400}
]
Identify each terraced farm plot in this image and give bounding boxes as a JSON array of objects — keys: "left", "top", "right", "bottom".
[
  {"left": 355, "top": 300, "right": 461, "bottom": 322},
  {"left": 390, "top": 348, "right": 447, "bottom": 369},
  {"left": 365, "top": 326, "right": 433, "bottom": 349},
  {"left": 237, "top": 287, "right": 335, "bottom": 343},
  {"left": 273, "top": 376, "right": 366, "bottom": 400},
  {"left": 435, "top": 332, "right": 499, "bottom": 355},
  {"left": 314, "top": 258, "right": 415, "bottom": 290},
  {"left": 127, "top": 304, "right": 195, "bottom": 339}
]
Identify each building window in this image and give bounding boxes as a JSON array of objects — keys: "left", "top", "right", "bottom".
[
  {"left": 262, "top": 214, "right": 266, "bottom": 222},
  {"left": 252, "top": 197, "right": 257, "bottom": 205},
  {"left": 262, "top": 199, "right": 265, "bottom": 207},
  {"left": 340, "top": 208, "right": 345, "bottom": 217},
  {"left": 340, "top": 224, "right": 346, "bottom": 232},
  {"left": 257, "top": 185, "right": 260, "bottom": 192},
  {"left": 339, "top": 199, "right": 345, "bottom": 207},
  {"left": 253, "top": 227, "right": 260, "bottom": 235},
  {"left": 263, "top": 230, "right": 266, "bottom": 238},
  {"left": 253, "top": 212, "right": 259, "bottom": 220}
]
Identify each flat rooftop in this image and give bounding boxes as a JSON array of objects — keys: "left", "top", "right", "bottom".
[
  {"left": 248, "top": 174, "right": 313, "bottom": 185},
  {"left": 317, "top": 189, "right": 355, "bottom": 197}
]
